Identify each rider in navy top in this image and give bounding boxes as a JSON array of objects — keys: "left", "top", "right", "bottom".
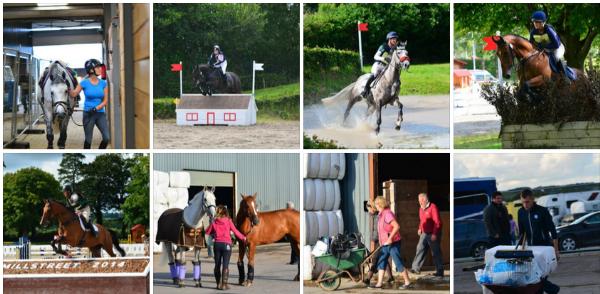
[
  {"left": 70, "top": 59, "right": 110, "bottom": 149},
  {"left": 362, "top": 31, "right": 400, "bottom": 98},
  {"left": 208, "top": 45, "right": 228, "bottom": 80},
  {"left": 529, "top": 11, "right": 570, "bottom": 82}
]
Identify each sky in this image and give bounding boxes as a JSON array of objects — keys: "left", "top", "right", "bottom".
[
  {"left": 3, "top": 153, "right": 138, "bottom": 180},
  {"left": 34, "top": 43, "right": 103, "bottom": 69},
  {"left": 455, "top": 153, "right": 600, "bottom": 190}
]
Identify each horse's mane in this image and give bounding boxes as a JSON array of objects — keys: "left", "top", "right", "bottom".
[{"left": 504, "top": 34, "right": 535, "bottom": 50}]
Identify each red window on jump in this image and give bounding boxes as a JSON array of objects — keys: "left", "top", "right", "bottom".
[
  {"left": 224, "top": 112, "right": 237, "bottom": 121},
  {"left": 186, "top": 113, "right": 198, "bottom": 121}
]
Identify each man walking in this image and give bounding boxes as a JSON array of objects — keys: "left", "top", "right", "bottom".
[
  {"left": 518, "top": 189, "right": 560, "bottom": 294},
  {"left": 411, "top": 193, "right": 444, "bottom": 278}
]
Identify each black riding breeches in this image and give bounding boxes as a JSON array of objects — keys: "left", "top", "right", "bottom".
[{"left": 214, "top": 242, "right": 232, "bottom": 272}]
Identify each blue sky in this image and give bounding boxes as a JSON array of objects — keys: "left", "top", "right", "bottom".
[
  {"left": 3, "top": 153, "right": 138, "bottom": 179},
  {"left": 455, "top": 153, "right": 600, "bottom": 190}
]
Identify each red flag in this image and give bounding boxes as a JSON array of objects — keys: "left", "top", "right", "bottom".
[
  {"left": 358, "top": 22, "right": 368, "bottom": 32},
  {"left": 171, "top": 63, "right": 182, "bottom": 72},
  {"left": 482, "top": 36, "right": 497, "bottom": 51}
]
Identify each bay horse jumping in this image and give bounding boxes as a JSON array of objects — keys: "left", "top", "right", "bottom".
[
  {"left": 39, "top": 199, "right": 125, "bottom": 258},
  {"left": 236, "top": 193, "right": 300, "bottom": 286},
  {"left": 192, "top": 64, "right": 241, "bottom": 96},
  {"left": 155, "top": 187, "right": 217, "bottom": 288},
  {"left": 321, "top": 43, "right": 411, "bottom": 134},
  {"left": 491, "top": 34, "right": 587, "bottom": 93}
]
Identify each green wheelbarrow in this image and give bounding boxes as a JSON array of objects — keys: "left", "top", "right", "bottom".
[{"left": 314, "top": 247, "right": 380, "bottom": 291}]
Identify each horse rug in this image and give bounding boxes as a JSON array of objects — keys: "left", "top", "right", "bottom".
[{"left": 156, "top": 208, "right": 205, "bottom": 247}]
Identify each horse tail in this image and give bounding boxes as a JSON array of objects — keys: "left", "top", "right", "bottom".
[
  {"left": 229, "top": 72, "right": 242, "bottom": 93},
  {"left": 159, "top": 242, "right": 170, "bottom": 265},
  {"left": 321, "top": 82, "right": 356, "bottom": 106},
  {"left": 109, "top": 229, "right": 126, "bottom": 257}
]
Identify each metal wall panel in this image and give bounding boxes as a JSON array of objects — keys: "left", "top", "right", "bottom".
[
  {"left": 339, "top": 153, "right": 371, "bottom": 242},
  {"left": 154, "top": 153, "right": 300, "bottom": 212}
]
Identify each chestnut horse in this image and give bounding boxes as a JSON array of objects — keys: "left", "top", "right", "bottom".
[
  {"left": 492, "top": 34, "right": 586, "bottom": 92},
  {"left": 40, "top": 199, "right": 125, "bottom": 258},
  {"left": 236, "top": 193, "right": 300, "bottom": 286}
]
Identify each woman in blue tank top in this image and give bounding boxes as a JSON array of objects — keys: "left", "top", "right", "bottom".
[{"left": 70, "top": 59, "right": 110, "bottom": 149}]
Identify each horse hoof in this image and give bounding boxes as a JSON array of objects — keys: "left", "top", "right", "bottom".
[
  {"left": 195, "top": 282, "right": 202, "bottom": 288},
  {"left": 172, "top": 278, "right": 179, "bottom": 285},
  {"left": 244, "top": 281, "right": 253, "bottom": 287},
  {"left": 395, "top": 125, "right": 401, "bottom": 131}
]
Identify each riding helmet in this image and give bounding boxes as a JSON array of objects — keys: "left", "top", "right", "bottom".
[
  {"left": 386, "top": 31, "right": 399, "bottom": 41},
  {"left": 84, "top": 59, "right": 103, "bottom": 75},
  {"left": 213, "top": 45, "right": 221, "bottom": 51},
  {"left": 63, "top": 184, "right": 72, "bottom": 193},
  {"left": 531, "top": 11, "right": 547, "bottom": 22}
]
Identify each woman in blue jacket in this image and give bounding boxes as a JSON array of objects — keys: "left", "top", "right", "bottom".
[
  {"left": 70, "top": 59, "right": 110, "bottom": 149},
  {"left": 529, "top": 11, "right": 570, "bottom": 81}
]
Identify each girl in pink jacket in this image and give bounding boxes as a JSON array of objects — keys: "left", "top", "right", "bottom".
[{"left": 205, "top": 205, "right": 246, "bottom": 290}]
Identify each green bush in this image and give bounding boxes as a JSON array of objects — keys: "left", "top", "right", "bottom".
[
  {"left": 257, "top": 94, "right": 300, "bottom": 120},
  {"left": 303, "top": 134, "right": 343, "bottom": 149},
  {"left": 304, "top": 47, "right": 362, "bottom": 79},
  {"left": 154, "top": 98, "right": 176, "bottom": 119}
]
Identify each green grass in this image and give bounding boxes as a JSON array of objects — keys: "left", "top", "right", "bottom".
[
  {"left": 304, "top": 63, "right": 449, "bottom": 105},
  {"left": 155, "top": 83, "right": 300, "bottom": 121},
  {"left": 454, "top": 133, "right": 502, "bottom": 149},
  {"left": 244, "top": 83, "right": 299, "bottom": 101},
  {"left": 362, "top": 63, "right": 449, "bottom": 96}
]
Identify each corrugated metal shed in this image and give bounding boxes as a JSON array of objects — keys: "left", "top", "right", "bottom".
[
  {"left": 154, "top": 153, "right": 299, "bottom": 212},
  {"left": 339, "top": 153, "right": 372, "bottom": 242}
]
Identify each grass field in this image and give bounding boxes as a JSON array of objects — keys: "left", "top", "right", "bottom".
[
  {"left": 154, "top": 83, "right": 299, "bottom": 121},
  {"left": 304, "top": 63, "right": 449, "bottom": 105},
  {"left": 454, "top": 133, "right": 502, "bottom": 149}
]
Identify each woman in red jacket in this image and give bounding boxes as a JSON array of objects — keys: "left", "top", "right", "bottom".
[{"left": 206, "top": 205, "right": 246, "bottom": 290}]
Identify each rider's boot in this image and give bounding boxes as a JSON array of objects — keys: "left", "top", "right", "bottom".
[
  {"left": 192, "top": 261, "right": 202, "bottom": 287},
  {"left": 222, "top": 268, "right": 230, "bottom": 290},
  {"left": 215, "top": 268, "right": 222, "bottom": 290},
  {"left": 560, "top": 60, "right": 571, "bottom": 85},
  {"left": 85, "top": 219, "right": 97, "bottom": 237},
  {"left": 361, "top": 75, "right": 375, "bottom": 98}
]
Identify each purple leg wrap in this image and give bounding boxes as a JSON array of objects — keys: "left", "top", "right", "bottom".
[
  {"left": 169, "top": 263, "right": 177, "bottom": 279},
  {"left": 193, "top": 263, "right": 201, "bottom": 280},
  {"left": 178, "top": 263, "right": 186, "bottom": 280}
]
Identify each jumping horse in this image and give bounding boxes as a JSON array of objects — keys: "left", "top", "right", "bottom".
[
  {"left": 38, "top": 61, "right": 78, "bottom": 149},
  {"left": 236, "top": 193, "right": 300, "bottom": 286},
  {"left": 192, "top": 64, "right": 242, "bottom": 95},
  {"left": 39, "top": 199, "right": 126, "bottom": 258},
  {"left": 322, "top": 42, "right": 411, "bottom": 134},
  {"left": 155, "top": 187, "right": 217, "bottom": 288},
  {"left": 491, "top": 34, "right": 587, "bottom": 94}
]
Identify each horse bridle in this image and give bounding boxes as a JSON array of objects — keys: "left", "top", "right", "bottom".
[{"left": 499, "top": 41, "right": 543, "bottom": 74}]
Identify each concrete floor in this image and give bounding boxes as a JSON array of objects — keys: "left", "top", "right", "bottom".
[
  {"left": 4, "top": 111, "right": 107, "bottom": 149},
  {"left": 454, "top": 250, "right": 600, "bottom": 294},
  {"left": 153, "top": 243, "right": 299, "bottom": 294}
]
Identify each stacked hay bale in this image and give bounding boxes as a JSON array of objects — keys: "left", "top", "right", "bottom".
[
  {"left": 153, "top": 171, "right": 191, "bottom": 252},
  {"left": 302, "top": 153, "right": 345, "bottom": 280}
]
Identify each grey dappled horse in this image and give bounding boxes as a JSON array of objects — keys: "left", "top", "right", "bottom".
[
  {"left": 156, "top": 187, "right": 217, "bottom": 288},
  {"left": 322, "top": 43, "right": 411, "bottom": 134}
]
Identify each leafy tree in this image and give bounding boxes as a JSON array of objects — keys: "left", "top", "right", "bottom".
[
  {"left": 3, "top": 168, "right": 61, "bottom": 239},
  {"left": 57, "top": 153, "right": 85, "bottom": 188},
  {"left": 122, "top": 154, "right": 150, "bottom": 228},
  {"left": 153, "top": 4, "right": 300, "bottom": 97},
  {"left": 78, "top": 154, "right": 130, "bottom": 225},
  {"left": 454, "top": 3, "right": 600, "bottom": 69},
  {"left": 304, "top": 4, "right": 450, "bottom": 64}
]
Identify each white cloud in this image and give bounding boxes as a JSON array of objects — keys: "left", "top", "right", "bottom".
[{"left": 455, "top": 153, "right": 600, "bottom": 190}]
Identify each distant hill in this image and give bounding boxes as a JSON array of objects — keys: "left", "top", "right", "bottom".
[{"left": 502, "top": 182, "right": 600, "bottom": 202}]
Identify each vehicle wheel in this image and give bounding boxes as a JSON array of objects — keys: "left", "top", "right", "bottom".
[
  {"left": 318, "top": 270, "right": 341, "bottom": 291},
  {"left": 471, "top": 242, "right": 488, "bottom": 258},
  {"left": 560, "top": 236, "right": 577, "bottom": 251}
]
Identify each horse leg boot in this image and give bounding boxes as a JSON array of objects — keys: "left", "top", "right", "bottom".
[
  {"left": 168, "top": 262, "right": 178, "bottom": 285},
  {"left": 176, "top": 260, "right": 186, "bottom": 288},
  {"left": 245, "top": 264, "right": 254, "bottom": 286},
  {"left": 237, "top": 261, "right": 245, "bottom": 285},
  {"left": 192, "top": 261, "right": 202, "bottom": 287},
  {"left": 46, "top": 133, "right": 54, "bottom": 149},
  {"left": 222, "top": 268, "right": 230, "bottom": 290}
]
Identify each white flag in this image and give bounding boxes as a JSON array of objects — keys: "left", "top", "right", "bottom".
[{"left": 253, "top": 62, "right": 264, "bottom": 71}]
